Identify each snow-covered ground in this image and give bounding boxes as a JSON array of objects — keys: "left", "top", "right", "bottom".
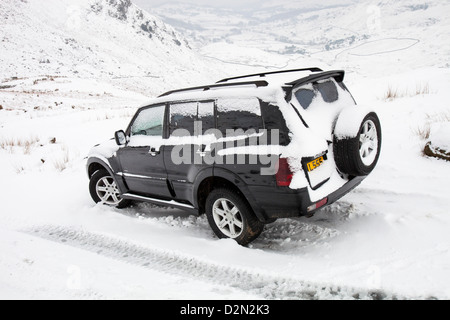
[{"left": 1, "top": 0, "right": 450, "bottom": 300}]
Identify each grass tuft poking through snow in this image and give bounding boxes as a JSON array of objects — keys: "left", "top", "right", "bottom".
[
  {"left": 0, "top": 136, "right": 41, "bottom": 154},
  {"left": 414, "top": 112, "right": 450, "bottom": 158},
  {"left": 384, "top": 82, "right": 432, "bottom": 101},
  {"left": 0, "top": 135, "right": 79, "bottom": 173},
  {"left": 53, "top": 145, "right": 72, "bottom": 172},
  {"left": 415, "top": 82, "right": 430, "bottom": 96},
  {"left": 415, "top": 125, "right": 431, "bottom": 141},
  {"left": 384, "top": 85, "right": 400, "bottom": 100},
  {"left": 415, "top": 112, "right": 450, "bottom": 141},
  {"left": 426, "top": 111, "right": 450, "bottom": 123}
]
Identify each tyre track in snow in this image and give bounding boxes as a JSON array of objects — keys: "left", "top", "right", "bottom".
[{"left": 25, "top": 225, "right": 411, "bottom": 300}]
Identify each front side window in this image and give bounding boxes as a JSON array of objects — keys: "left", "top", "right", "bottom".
[{"left": 131, "top": 105, "right": 165, "bottom": 137}]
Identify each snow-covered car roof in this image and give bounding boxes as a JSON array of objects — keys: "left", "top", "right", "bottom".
[{"left": 140, "top": 68, "right": 345, "bottom": 108}]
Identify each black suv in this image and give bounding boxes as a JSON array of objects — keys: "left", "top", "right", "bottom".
[{"left": 87, "top": 68, "right": 382, "bottom": 245}]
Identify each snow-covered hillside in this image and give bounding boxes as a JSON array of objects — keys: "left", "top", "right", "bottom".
[
  {"left": 0, "top": 0, "right": 242, "bottom": 95},
  {"left": 1, "top": 0, "right": 450, "bottom": 300}
]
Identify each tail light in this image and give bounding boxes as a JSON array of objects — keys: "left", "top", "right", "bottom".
[{"left": 276, "top": 158, "right": 293, "bottom": 187}]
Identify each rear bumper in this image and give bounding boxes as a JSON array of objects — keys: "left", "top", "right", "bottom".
[
  {"left": 248, "top": 175, "right": 365, "bottom": 221},
  {"left": 326, "top": 175, "right": 365, "bottom": 208}
]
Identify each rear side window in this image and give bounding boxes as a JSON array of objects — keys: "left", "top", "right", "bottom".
[
  {"left": 260, "top": 101, "right": 291, "bottom": 146},
  {"left": 197, "top": 101, "right": 215, "bottom": 135},
  {"left": 295, "top": 89, "right": 315, "bottom": 110},
  {"left": 131, "top": 105, "right": 165, "bottom": 137},
  {"left": 169, "top": 101, "right": 215, "bottom": 137},
  {"left": 217, "top": 98, "right": 263, "bottom": 135},
  {"left": 169, "top": 102, "right": 197, "bottom": 136}
]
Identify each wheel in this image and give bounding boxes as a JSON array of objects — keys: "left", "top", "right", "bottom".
[
  {"left": 89, "top": 169, "right": 131, "bottom": 208},
  {"left": 205, "top": 188, "right": 264, "bottom": 246},
  {"left": 334, "top": 112, "right": 382, "bottom": 176}
]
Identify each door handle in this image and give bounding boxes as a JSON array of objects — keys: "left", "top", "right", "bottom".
[
  {"left": 150, "top": 147, "right": 160, "bottom": 157},
  {"left": 196, "top": 145, "right": 207, "bottom": 157}
]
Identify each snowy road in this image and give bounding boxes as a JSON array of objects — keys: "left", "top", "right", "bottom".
[
  {"left": 1, "top": 149, "right": 448, "bottom": 300},
  {"left": 25, "top": 223, "right": 403, "bottom": 300}
]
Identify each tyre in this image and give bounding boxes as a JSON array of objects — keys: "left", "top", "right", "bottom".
[
  {"left": 89, "top": 169, "right": 131, "bottom": 208},
  {"left": 205, "top": 188, "right": 264, "bottom": 246},
  {"left": 334, "top": 112, "right": 382, "bottom": 176}
]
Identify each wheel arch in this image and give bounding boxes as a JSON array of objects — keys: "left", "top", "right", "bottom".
[
  {"left": 194, "top": 168, "right": 265, "bottom": 222},
  {"left": 87, "top": 157, "right": 114, "bottom": 178},
  {"left": 87, "top": 157, "right": 129, "bottom": 195}
]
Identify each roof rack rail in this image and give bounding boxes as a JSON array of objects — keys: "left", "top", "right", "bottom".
[
  {"left": 216, "top": 67, "right": 323, "bottom": 83},
  {"left": 158, "top": 80, "right": 269, "bottom": 98}
]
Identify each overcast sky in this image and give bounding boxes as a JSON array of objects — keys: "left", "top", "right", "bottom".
[
  {"left": 133, "top": 0, "right": 264, "bottom": 9},
  {"left": 132, "top": 0, "right": 361, "bottom": 12}
]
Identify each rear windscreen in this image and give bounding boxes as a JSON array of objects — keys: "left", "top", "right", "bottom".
[
  {"left": 294, "top": 80, "right": 341, "bottom": 109},
  {"left": 317, "top": 80, "right": 339, "bottom": 103}
]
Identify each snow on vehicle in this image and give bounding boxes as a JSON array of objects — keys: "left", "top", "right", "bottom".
[{"left": 87, "top": 68, "right": 382, "bottom": 245}]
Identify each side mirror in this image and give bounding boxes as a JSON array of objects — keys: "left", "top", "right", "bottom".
[{"left": 115, "top": 130, "right": 127, "bottom": 146}]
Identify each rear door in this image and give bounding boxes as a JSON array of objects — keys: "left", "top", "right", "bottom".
[
  {"left": 117, "top": 104, "right": 172, "bottom": 198},
  {"left": 214, "top": 97, "right": 272, "bottom": 186},
  {"left": 164, "top": 101, "right": 216, "bottom": 202}
]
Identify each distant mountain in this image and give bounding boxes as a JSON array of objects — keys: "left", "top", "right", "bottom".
[
  {"left": 90, "top": 0, "right": 189, "bottom": 48},
  {"left": 149, "top": 0, "right": 450, "bottom": 75}
]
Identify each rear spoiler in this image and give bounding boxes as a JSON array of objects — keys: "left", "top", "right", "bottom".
[{"left": 284, "top": 70, "right": 345, "bottom": 99}]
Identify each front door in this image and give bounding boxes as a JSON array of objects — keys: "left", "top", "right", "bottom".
[{"left": 117, "top": 104, "right": 172, "bottom": 198}]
